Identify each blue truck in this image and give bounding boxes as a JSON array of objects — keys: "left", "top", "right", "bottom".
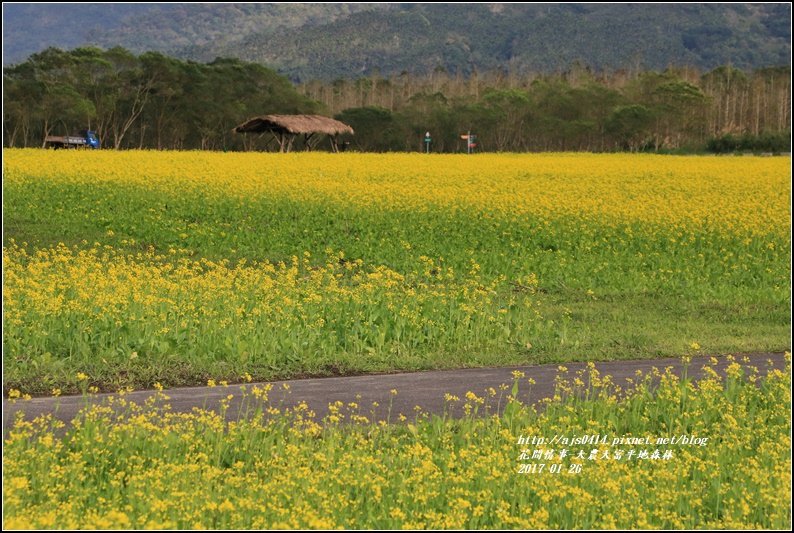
[{"left": 44, "top": 129, "right": 100, "bottom": 149}]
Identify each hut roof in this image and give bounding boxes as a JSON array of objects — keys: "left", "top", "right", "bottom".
[{"left": 234, "top": 114, "right": 354, "bottom": 135}]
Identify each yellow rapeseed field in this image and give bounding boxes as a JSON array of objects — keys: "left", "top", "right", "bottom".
[
  {"left": 2, "top": 150, "right": 791, "bottom": 528},
  {"left": 2, "top": 150, "right": 790, "bottom": 392},
  {"left": 3, "top": 150, "right": 790, "bottom": 234}
]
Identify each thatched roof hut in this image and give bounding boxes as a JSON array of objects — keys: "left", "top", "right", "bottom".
[
  {"left": 234, "top": 114, "right": 353, "bottom": 152},
  {"left": 235, "top": 114, "right": 354, "bottom": 136}
]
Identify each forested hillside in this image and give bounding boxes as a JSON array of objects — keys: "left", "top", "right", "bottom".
[
  {"left": 213, "top": 3, "right": 792, "bottom": 82},
  {"left": 4, "top": 4, "right": 790, "bottom": 81}
]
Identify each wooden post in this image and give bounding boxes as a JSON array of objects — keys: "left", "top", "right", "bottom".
[
  {"left": 304, "top": 133, "right": 315, "bottom": 151},
  {"left": 274, "top": 132, "right": 286, "bottom": 153},
  {"left": 329, "top": 135, "right": 339, "bottom": 153}
]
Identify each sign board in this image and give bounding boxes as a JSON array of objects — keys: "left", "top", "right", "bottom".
[{"left": 462, "top": 132, "right": 477, "bottom": 153}]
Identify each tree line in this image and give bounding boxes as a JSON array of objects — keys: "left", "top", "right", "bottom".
[
  {"left": 313, "top": 64, "right": 791, "bottom": 152},
  {"left": 4, "top": 47, "right": 791, "bottom": 153},
  {"left": 3, "top": 47, "right": 318, "bottom": 151}
]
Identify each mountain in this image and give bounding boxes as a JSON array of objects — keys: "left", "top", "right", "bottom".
[
  {"left": 4, "top": 3, "right": 790, "bottom": 80},
  {"left": 2, "top": 3, "right": 379, "bottom": 66},
  {"left": 2, "top": 4, "right": 155, "bottom": 65}
]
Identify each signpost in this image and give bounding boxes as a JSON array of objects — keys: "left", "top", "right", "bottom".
[
  {"left": 424, "top": 131, "right": 431, "bottom": 153},
  {"left": 460, "top": 131, "right": 477, "bottom": 154}
]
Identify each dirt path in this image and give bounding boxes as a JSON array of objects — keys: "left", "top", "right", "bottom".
[{"left": 3, "top": 352, "right": 788, "bottom": 431}]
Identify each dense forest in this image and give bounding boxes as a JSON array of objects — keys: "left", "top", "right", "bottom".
[
  {"left": 3, "top": 47, "right": 791, "bottom": 153},
  {"left": 310, "top": 64, "right": 791, "bottom": 152}
]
